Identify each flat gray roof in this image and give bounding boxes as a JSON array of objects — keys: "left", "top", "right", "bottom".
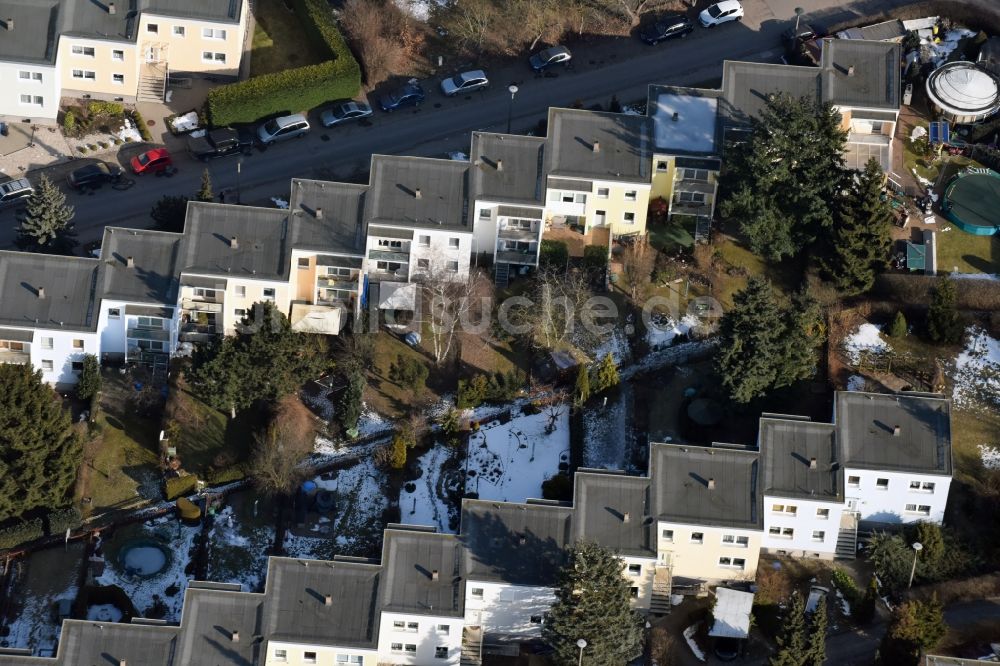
[
  {"left": 366, "top": 155, "right": 470, "bottom": 231},
  {"left": 650, "top": 443, "right": 762, "bottom": 530},
  {"left": 56, "top": 621, "right": 179, "bottom": 666},
  {"left": 143, "top": 0, "right": 242, "bottom": 23},
  {"left": 288, "top": 179, "right": 368, "bottom": 255},
  {"left": 721, "top": 61, "right": 822, "bottom": 125},
  {"left": 99, "top": 227, "right": 181, "bottom": 304},
  {"left": 0, "top": 1, "right": 60, "bottom": 64},
  {"left": 179, "top": 203, "right": 290, "bottom": 281},
  {"left": 460, "top": 500, "right": 573, "bottom": 586},
  {"left": 380, "top": 529, "right": 466, "bottom": 617},
  {"left": 0, "top": 252, "right": 99, "bottom": 332},
  {"left": 760, "top": 418, "right": 842, "bottom": 501},
  {"left": 821, "top": 39, "right": 901, "bottom": 110},
  {"left": 263, "top": 557, "right": 380, "bottom": 648},
  {"left": 546, "top": 107, "right": 652, "bottom": 183},
  {"left": 573, "top": 473, "right": 655, "bottom": 557},
  {"left": 649, "top": 86, "right": 721, "bottom": 155},
  {"left": 176, "top": 589, "right": 262, "bottom": 666},
  {"left": 469, "top": 133, "right": 546, "bottom": 205},
  {"left": 837, "top": 391, "right": 952, "bottom": 475}
]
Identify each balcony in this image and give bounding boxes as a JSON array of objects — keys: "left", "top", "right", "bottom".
[
  {"left": 317, "top": 276, "right": 358, "bottom": 291},
  {"left": 127, "top": 327, "right": 170, "bottom": 342},
  {"left": 179, "top": 322, "right": 219, "bottom": 343},
  {"left": 670, "top": 200, "right": 711, "bottom": 215},
  {"left": 181, "top": 298, "right": 224, "bottom": 313},
  {"left": 672, "top": 180, "right": 715, "bottom": 195},
  {"left": 496, "top": 250, "right": 537, "bottom": 266},
  {"left": 368, "top": 269, "right": 408, "bottom": 281},
  {"left": 0, "top": 350, "right": 30, "bottom": 364},
  {"left": 498, "top": 227, "right": 539, "bottom": 241},
  {"left": 368, "top": 249, "right": 410, "bottom": 262}
]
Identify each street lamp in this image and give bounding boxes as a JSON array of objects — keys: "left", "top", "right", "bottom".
[
  {"left": 908, "top": 541, "right": 923, "bottom": 589},
  {"left": 794, "top": 6, "right": 805, "bottom": 31},
  {"left": 576, "top": 638, "right": 587, "bottom": 666},
  {"left": 235, "top": 159, "right": 242, "bottom": 204},
  {"left": 506, "top": 84, "right": 519, "bottom": 134}
]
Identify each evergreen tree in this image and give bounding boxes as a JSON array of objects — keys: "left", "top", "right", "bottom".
[
  {"left": 911, "top": 521, "right": 945, "bottom": 578},
  {"left": 388, "top": 431, "right": 407, "bottom": 469},
  {"left": 573, "top": 363, "right": 591, "bottom": 407},
  {"left": 150, "top": 195, "right": 190, "bottom": 233},
  {"left": 822, "top": 159, "right": 893, "bottom": 295},
  {"left": 591, "top": 353, "right": 620, "bottom": 394},
  {"left": 805, "top": 597, "right": 827, "bottom": 666},
  {"left": 855, "top": 576, "right": 879, "bottom": 625},
  {"left": 868, "top": 531, "right": 914, "bottom": 595},
  {"left": 877, "top": 596, "right": 946, "bottom": 666},
  {"left": 16, "top": 174, "right": 76, "bottom": 254},
  {"left": 339, "top": 367, "right": 365, "bottom": 433},
  {"left": 196, "top": 168, "right": 214, "bottom": 202},
  {"left": 775, "top": 286, "right": 825, "bottom": 388},
  {"left": 76, "top": 354, "right": 102, "bottom": 401},
  {"left": 770, "top": 592, "right": 807, "bottom": 666},
  {"left": 888, "top": 311, "right": 908, "bottom": 338},
  {"left": 719, "top": 94, "right": 847, "bottom": 260},
  {"left": 716, "top": 277, "right": 784, "bottom": 403},
  {"left": 0, "top": 364, "right": 82, "bottom": 521},
  {"left": 927, "top": 275, "right": 963, "bottom": 344},
  {"left": 438, "top": 408, "right": 461, "bottom": 447},
  {"left": 542, "top": 541, "right": 643, "bottom": 665}
]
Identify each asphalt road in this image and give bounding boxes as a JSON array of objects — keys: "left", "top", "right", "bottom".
[{"left": 0, "top": 0, "right": 955, "bottom": 249}]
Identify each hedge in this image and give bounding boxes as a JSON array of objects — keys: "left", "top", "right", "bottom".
[
  {"left": 165, "top": 474, "right": 198, "bottom": 501},
  {"left": 206, "top": 0, "right": 360, "bottom": 126},
  {"left": 0, "top": 518, "right": 44, "bottom": 551},
  {"left": 204, "top": 464, "right": 247, "bottom": 486},
  {"left": 48, "top": 507, "right": 83, "bottom": 535}
]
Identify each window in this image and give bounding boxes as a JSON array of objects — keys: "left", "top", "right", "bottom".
[
  {"left": 627, "top": 563, "right": 642, "bottom": 576},
  {"left": 72, "top": 339, "right": 84, "bottom": 350},
  {"left": 112, "top": 73, "right": 124, "bottom": 85},
  {"left": 391, "top": 643, "right": 404, "bottom": 652},
  {"left": 437, "top": 624, "right": 449, "bottom": 635},
  {"left": 690, "top": 532, "right": 704, "bottom": 544},
  {"left": 656, "top": 161, "right": 668, "bottom": 172},
  {"left": 630, "top": 586, "right": 639, "bottom": 598},
  {"left": 18, "top": 71, "right": 42, "bottom": 82},
  {"left": 19, "top": 94, "right": 43, "bottom": 105},
  {"left": 870, "top": 121, "right": 884, "bottom": 134},
  {"left": 106, "top": 307, "right": 121, "bottom": 319},
  {"left": 112, "top": 49, "right": 124, "bottom": 61},
  {"left": 417, "top": 258, "right": 429, "bottom": 270},
  {"left": 406, "top": 622, "right": 418, "bottom": 632},
  {"left": 784, "top": 506, "right": 797, "bottom": 515},
  {"left": 392, "top": 620, "right": 405, "bottom": 630},
  {"left": 298, "top": 257, "right": 310, "bottom": 269},
  {"left": 910, "top": 481, "right": 935, "bottom": 492},
  {"left": 436, "top": 647, "right": 449, "bottom": 658},
  {"left": 72, "top": 70, "right": 97, "bottom": 80},
  {"left": 848, "top": 475, "right": 860, "bottom": 487},
  {"left": 909, "top": 480, "right": 921, "bottom": 490},
  {"left": 623, "top": 212, "right": 635, "bottom": 224},
  {"left": 661, "top": 529, "right": 674, "bottom": 542},
  {"left": 530, "top": 615, "right": 543, "bottom": 624},
  {"left": 405, "top": 645, "right": 417, "bottom": 653},
  {"left": 136, "top": 316, "right": 164, "bottom": 329},
  {"left": 336, "top": 657, "right": 363, "bottom": 665},
  {"left": 471, "top": 587, "right": 484, "bottom": 598},
  {"left": 718, "top": 557, "right": 745, "bottom": 569},
  {"left": 876, "top": 478, "right": 889, "bottom": 490},
  {"left": 41, "top": 337, "right": 54, "bottom": 350},
  {"left": 234, "top": 308, "right": 246, "bottom": 317},
  {"left": 203, "top": 28, "right": 227, "bottom": 39},
  {"left": 594, "top": 210, "right": 607, "bottom": 226},
  {"left": 173, "top": 25, "right": 185, "bottom": 36},
  {"left": 0, "top": 341, "right": 24, "bottom": 352},
  {"left": 677, "top": 191, "right": 705, "bottom": 204},
  {"left": 234, "top": 285, "right": 246, "bottom": 297},
  {"left": 327, "top": 267, "right": 352, "bottom": 277},
  {"left": 71, "top": 45, "right": 96, "bottom": 56},
  {"left": 147, "top": 23, "right": 158, "bottom": 33},
  {"left": 303, "top": 653, "right": 317, "bottom": 664},
  {"left": 722, "top": 535, "right": 749, "bottom": 547},
  {"left": 42, "top": 360, "right": 53, "bottom": 371},
  {"left": 447, "top": 260, "right": 459, "bottom": 273},
  {"left": 418, "top": 234, "right": 431, "bottom": 247},
  {"left": 448, "top": 237, "right": 460, "bottom": 249},
  {"left": 72, "top": 361, "right": 84, "bottom": 372},
  {"left": 194, "top": 287, "right": 218, "bottom": 299},
  {"left": 771, "top": 504, "right": 784, "bottom": 513},
  {"left": 812, "top": 530, "right": 825, "bottom": 541},
  {"left": 597, "top": 187, "right": 609, "bottom": 198},
  {"left": 769, "top": 527, "right": 794, "bottom": 538},
  {"left": 378, "top": 239, "right": 403, "bottom": 248},
  {"left": 263, "top": 288, "right": 275, "bottom": 300},
  {"left": 479, "top": 208, "right": 491, "bottom": 220},
  {"left": 625, "top": 190, "right": 637, "bottom": 201},
  {"left": 274, "top": 649, "right": 287, "bottom": 661},
  {"left": 681, "top": 168, "right": 709, "bottom": 181},
  {"left": 202, "top": 52, "right": 226, "bottom": 63},
  {"left": 922, "top": 482, "right": 935, "bottom": 492},
  {"left": 816, "top": 508, "right": 830, "bottom": 519},
  {"left": 905, "top": 504, "right": 931, "bottom": 516}
]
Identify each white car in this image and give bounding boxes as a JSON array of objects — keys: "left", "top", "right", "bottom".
[
  {"left": 699, "top": 0, "right": 744, "bottom": 27},
  {"left": 441, "top": 70, "right": 489, "bottom": 97}
]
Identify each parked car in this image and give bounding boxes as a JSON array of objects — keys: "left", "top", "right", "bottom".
[
  {"left": 67, "top": 161, "right": 123, "bottom": 190},
  {"left": 320, "top": 100, "right": 373, "bottom": 127},
  {"left": 441, "top": 69, "right": 489, "bottom": 96},
  {"left": 782, "top": 21, "right": 817, "bottom": 48},
  {"left": 529, "top": 45, "right": 572, "bottom": 71},
  {"left": 379, "top": 82, "right": 425, "bottom": 112},
  {"left": 130, "top": 148, "right": 173, "bottom": 175},
  {"left": 0, "top": 178, "right": 33, "bottom": 209},
  {"left": 699, "top": 0, "right": 744, "bottom": 27},
  {"left": 187, "top": 127, "right": 253, "bottom": 161},
  {"left": 257, "top": 114, "right": 311, "bottom": 145},
  {"left": 640, "top": 14, "right": 694, "bottom": 44}
]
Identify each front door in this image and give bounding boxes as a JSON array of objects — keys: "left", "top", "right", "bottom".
[{"left": 146, "top": 46, "right": 159, "bottom": 63}]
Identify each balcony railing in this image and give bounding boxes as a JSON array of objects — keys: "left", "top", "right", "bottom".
[
  {"left": 181, "top": 298, "right": 224, "bottom": 313},
  {"left": 0, "top": 350, "right": 30, "bottom": 364},
  {"left": 368, "top": 269, "right": 408, "bottom": 281},
  {"left": 369, "top": 249, "right": 410, "bottom": 262},
  {"left": 317, "top": 277, "right": 358, "bottom": 291},
  {"left": 179, "top": 323, "right": 219, "bottom": 343},
  {"left": 496, "top": 250, "right": 538, "bottom": 266},
  {"left": 127, "top": 327, "right": 171, "bottom": 342},
  {"left": 671, "top": 200, "right": 711, "bottom": 214},
  {"left": 498, "top": 227, "right": 539, "bottom": 241}
]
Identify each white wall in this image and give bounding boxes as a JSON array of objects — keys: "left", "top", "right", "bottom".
[
  {"left": 376, "top": 611, "right": 462, "bottom": 665},
  {"left": 620, "top": 555, "right": 656, "bottom": 609},
  {"left": 408, "top": 229, "right": 473, "bottom": 281},
  {"left": 846, "top": 468, "right": 950, "bottom": 525},
  {"left": 464, "top": 581, "right": 554, "bottom": 638},
  {"left": 263, "top": 640, "right": 376, "bottom": 666},
  {"left": 29, "top": 329, "right": 99, "bottom": 385},
  {"left": 762, "top": 496, "right": 846, "bottom": 557},
  {"left": 471, "top": 203, "right": 499, "bottom": 255},
  {"left": 0, "top": 60, "right": 59, "bottom": 121},
  {"left": 655, "top": 522, "right": 761, "bottom": 583}
]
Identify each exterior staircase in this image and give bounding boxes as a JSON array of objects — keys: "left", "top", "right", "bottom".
[
  {"left": 694, "top": 216, "right": 711, "bottom": 243},
  {"left": 137, "top": 63, "right": 167, "bottom": 102},
  {"left": 494, "top": 262, "right": 509, "bottom": 288},
  {"left": 650, "top": 565, "right": 672, "bottom": 614},
  {"left": 836, "top": 512, "right": 860, "bottom": 559},
  {"left": 460, "top": 626, "right": 483, "bottom": 666}
]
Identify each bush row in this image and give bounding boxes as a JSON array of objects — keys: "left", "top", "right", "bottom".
[
  {"left": 207, "top": 0, "right": 360, "bottom": 126},
  {"left": 165, "top": 474, "right": 198, "bottom": 501},
  {"left": 874, "top": 274, "right": 1000, "bottom": 312},
  {"left": 0, "top": 518, "right": 44, "bottom": 551}
]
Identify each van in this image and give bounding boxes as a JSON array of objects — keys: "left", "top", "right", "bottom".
[{"left": 256, "top": 114, "right": 310, "bottom": 145}]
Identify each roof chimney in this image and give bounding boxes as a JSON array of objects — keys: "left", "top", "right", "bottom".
[
  {"left": 847, "top": 65, "right": 855, "bottom": 76},
  {"left": 119, "top": 660, "right": 127, "bottom": 666},
  {"left": 707, "top": 478, "right": 716, "bottom": 490},
  {"left": 414, "top": 188, "right": 422, "bottom": 199},
  {"left": 893, "top": 425, "right": 901, "bottom": 436},
  {"left": 622, "top": 512, "right": 631, "bottom": 523},
  {"left": 315, "top": 207, "right": 323, "bottom": 219},
  {"left": 126, "top": 256, "right": 134, "bottom": 268},
  {"left": 672, "top": 111, "right": 679, "bottom": 122},
  {"left": 324, "top": 594, "right": 333, "bottom": 606},
  {"left": 108, "top": 2, "right": 116, "bottom": 14},
  {"left": 496, "top": 159, "right": 503, "bottom": 171},
  {"left": 5, "top": 18, "right": 12, "bottom": 31},
  {"left": 37, "top": 287, "right": 45, "bottom": 299},
  {"left": 230, "top": 236, "right": 238, "bottom": 249},
  {"left": 592, "top": 141, "right": 600, "bottom": 154},
  {"left": 431, "top": 569, "right": 439, "bottom": 581},
  {"left": 809, "top": 457, "right": 817, "bottom": 469},
  {"left": 231, "top": 630, "right": 239, "bottom": 643}
]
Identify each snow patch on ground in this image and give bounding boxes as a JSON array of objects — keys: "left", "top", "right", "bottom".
[
  {"left": 394, "top": 0, "right": 445, "bottom": 21},
  {"left": 979, "top": 445, "right": 1000, "bottom": 470},
  {"left": 646, "top": 314, "right": 699, "bottom": 350},
  {"left": 115, "top": 117, "right": 142, "bottom": 143},
  {"left": 586, "top": 327, "right": 631, "bottom": 365},
  {"left": 169, "top": 111, "right": 200, "bottom": 133},
  {"left": 683, "top": 624, "right": 707, "bottom": 662},
  {"left": 206, "top": 504, "right": 273, "bottom": 592},
  {"left": 925, "top": 29, "right": 976, "bottom": 66},
  {"left": 582, "top": 387, "right": 629, "bottom": 470},
  {"left": 847, "top": 375, "right": 867, "bottom": 391},
  {"left": 951, "top": 273, "right": 1000, "bottom": 281},
  {"left": 952, "top": 327, "right": 1000, "bottom": 410},
  {"left": 466, "top": 408, "right": 570, "bottom": 503},
  {"left": 400, "top": 445, "right": 459, "bottom": 533},
  {"left": 0, "top": 549, "right": 80, "bottom": 655},
  {"left": 843, "top": 323, "right": 889, "bottom": 363}
]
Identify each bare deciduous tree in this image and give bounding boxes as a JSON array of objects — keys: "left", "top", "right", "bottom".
[
  {"left": 621, "top": 235, "right": 657, "bottom": 304},
  {"left": 248, "top": 396, "right": 316, "bottom": 497},
  {"left": 416, "top": 265, "right": 493, "bottom": 365},
  {"left": 342, "top": 0, "right": 423, "bottom": 87},
  {"left": 510, "top": 267, "right": 599, "bottom": 350}
]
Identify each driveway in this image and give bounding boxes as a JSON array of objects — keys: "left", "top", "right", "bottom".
[{"left": 0, "top": 0, "right": 987, "bottom": 249}]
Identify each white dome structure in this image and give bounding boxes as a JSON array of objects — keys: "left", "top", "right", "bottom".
[{"left": 926, "top": 61, "right": 1000, "bottom": 124}]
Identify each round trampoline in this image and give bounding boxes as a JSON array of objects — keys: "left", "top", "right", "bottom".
[{"left": 942, "top": 169, "right": 1000, "bottom": 236}]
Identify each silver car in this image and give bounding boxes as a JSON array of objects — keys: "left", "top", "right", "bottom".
[
  {"left": 320, "top": 100, "right": 373, "bottom": 127},
  {"left": 440, "top": 70, "right": 489, "bottom": 97},
  {"left": 0, "top": 178, "right": 33, "bottom": 210},
  {"left": 256, "top": 114, "right": 310, "bottom": 145}
]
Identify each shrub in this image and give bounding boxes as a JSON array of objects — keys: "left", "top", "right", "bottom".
[
  {"left": 0, "top": 518, "right": 44, "bottom": 550},
  {"left": 176, "top": 497, "right": 202, "bottom": 522},
  {"left": 77, "top": 146, "right": 88, "bottom": 154},
  {"left": 888, "top": 310, "right": 908, "bottom": 338},
  {"left": 98, "top": 141, "right": 110, "bottom": 149},
  {"left": 165, "top": 474, "right": 198, "bottom": 500},
  {"left": 48, "top": 507, "right": 82, "bottom": 535},
  {"left": 389, "top": 432, "right": 408, "bottom": 469},
  {"left": 129, "top": 110, "right": 153, "bottom": 142},
  {"left": 62, "top": 110, "right": 76, "bottom": 134},
  {"left": 76, "top": 354, "right": 101, "bottom": 401},
  {"left": 88, "top": 100, "right": 125, "bottom": 117},
  {"left": 831, "top": 568, "right": 862, "bottom": 612},
  {"left": 389, "top": 354, "right": 429, "bottom": 391},
  {"left": 583, "top": 245, "right": 609, "bottom": 272},
  {"left": 541, "top": 473, "right": 573, "bottom": 501},
  {"left": 293, "top": 0, "right": 357, "bottom": 58},
  {"left": 204, "top": 465, "right": 247, "bottom": 486},
  {"left": 539, "top": 240, "right": 569, "bottom": 268},
  {"left": 457, "top": 374, "right": 490, "bottom": 409}
]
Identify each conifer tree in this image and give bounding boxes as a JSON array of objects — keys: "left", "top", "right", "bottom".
[
  {"left": 927, "top": 275, "right": 963, "bottom": 344},
  {"left": 76, "top": 354, "right": 102, "bottom": 401},
  {"left": 888, "top": 311, "right": 908, "bottom": 338},
  {"left": 573, "top": 363, "right": 591, "bottom": 407},
  {"left": 770, "top": 593, "right": 808, "bottom": 666},
  {"left": 877, "top": 596, "right": 946, "bottom": 666},
  {"left": 542, "top": 541, "right": 643, "bottom": 665},
  {"left": 591, "top": 353, "right": 619, "bottom": 394},
  {"left": 822, "top": 158, "right": 893, "bottom": 295},
  {"left": 196, "top": 168, "right": 214, "bottom": 202},
  {"left": 716, "top": 276, "right": 784, "bottom": 403},
  {"left": 150, "top": 194, "right": 189, "bottom": 233},
  {"left": 0, "top": 364, "right": 81, "bottom": 521},
  {"left": 16, "top": 174, "right": 76, "bottom": 254},
  {"left": 775, "top": 286, "right": 825, "bottom": 388},
  {"left": 805, "top": 597, "right": 827, "bottom": 666},
  {"left": 855, "top": 576, "right": 878, "bottom": 624}
]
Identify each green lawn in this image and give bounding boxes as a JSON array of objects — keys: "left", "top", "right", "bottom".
[
  {"left": 250, "top": 0, "right": 327, "bottom": 77},
  {"left": 936, "top": 228, "right": 1000, "bottom": 275},
  {"left": 648, "top": 217, "right": 696, "bottom": 252},
  {"left": 709, "top": 235, "right": 800, "bottom": 309},
  {"left": 167, "top": 383, "right": 259, "bottom": 482},
  {"left": 79, "top": 411, "right": 160, "bottom": 517}
]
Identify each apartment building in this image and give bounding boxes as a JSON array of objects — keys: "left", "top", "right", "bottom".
[{"left": 0, "top": 0, "right": 247, "bottom": 120}]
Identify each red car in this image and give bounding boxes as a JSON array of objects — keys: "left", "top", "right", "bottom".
[{"left": 130, "top": 148, "right": 173, "bottom": 175}]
